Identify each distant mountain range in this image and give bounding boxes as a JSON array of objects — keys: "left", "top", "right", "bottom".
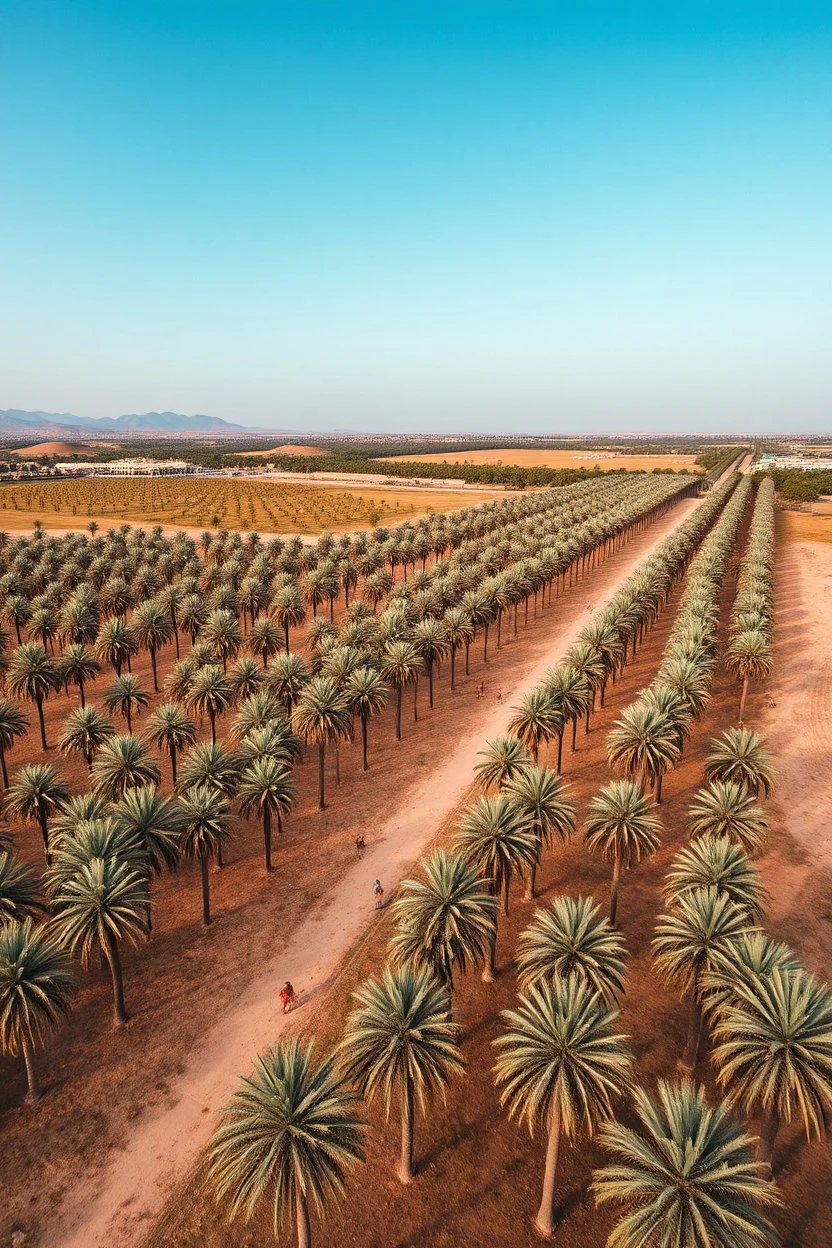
[{"left": 0, "top": 409, "right": 252, "bottom": 435}]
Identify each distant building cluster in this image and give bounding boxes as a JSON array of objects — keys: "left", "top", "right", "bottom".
[
  {"left": 56, "top": 458, "right": 196, "bottom": 477},
  {"left": 753, "top": 453, "right": 832, "bottom": 472}
]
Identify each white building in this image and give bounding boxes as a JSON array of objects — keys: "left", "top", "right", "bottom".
[{"left": 57, "top": 458, "right": 195, "bottom": 477}]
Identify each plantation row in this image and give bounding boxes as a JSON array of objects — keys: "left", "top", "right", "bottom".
[{"left": 728, "top": 476, "right": 775, "bottom": 722}]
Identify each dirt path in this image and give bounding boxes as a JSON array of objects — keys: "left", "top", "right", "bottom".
[{"left": 41, "top": 493, "right": 705, "bottom": 1248}]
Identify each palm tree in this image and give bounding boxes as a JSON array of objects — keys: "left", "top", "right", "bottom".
[
  {"left": 178, "top": 740, "right": 242, "bottom": 800},
  {"left": 91, "top": 734, "right": 161, "bottom": 802},
  {"left": 727, "top": 630, "right": 773, "bottom": 722},
  {"left": 712, "top": 966, "right": 832, "bottom": 1167},
  {"left": 504, "top": 765, "right": 576, "bottom": 899},
  {"left": 592, "top": 1079, "right": 781, "bottom": 1246},
  {"left": 133, "top": 600, "right": 174, "bottom": 692},
  {"left": 516, "top": 895, "right": 627, "bottom": 1003},
  {"left": 389, "top": 850, "right": 497, "bottom": 989},
  {"left": 178, "top": 784, "right": 232, "bottom": 925},
  {"left": 58, "top": 643, "right": 100, "bottom": 707},
  {"left": 0, "top": 851, "right": 42, "bottom": 922},
  {"left": 93, "top": 616, "right": 140, "bottom": 677},
  {"left": 663, "top": 836, "right": 765, "bottom": 918},
  {"left": 208, "top": 1038, "right": 364, "bottom": 1248},
  {"left": 292, "top": 676, "right": 352, "bottom": 810},
  {"left": 5, "top": 642, "right": 62, "bottom": 749},
  {"left": 50, "top": 852, "right": 148, "bottom": 1026},
  {"left": 688, "top": 781, "right": 768, "bottom": 855},
  {"left": 453, "top": 794, "right": 537, "bottom": 979},
  {"left": 340, "top": 965, "right": 463, "bottom": 1183},
  {"left": 444, "top": 607, "right": 474, "bottom": 690},
  {"left": 659, "top": 652, "right": 713, "bottom": 719},
  {"left": 59, "top": 705, "right": 116, "bottom": 771},
  {"left": 228, "top": 656, "right": 264, "bottom": 705},
  {"left": 584, "top": 781, "right": 662, "bottom": 925},
  {"left": 344, "top": 666, "right": 388, "bottom": 772},
  {"left": 705, "top": 727, "right": 775, "bottom": 797},
  {"left": 547, "top": 665, "right": 592, "bottom": 760},
  {"left": 493, "top": 976, "right": 633, "bottom": 1238},
  {"left": 0, "top": 699, "right": 29, "bottom": 789},
  {"left": 565, "top": 642, "right": 606, "bottom": 734},
  {"left": 652, "top": 887, "right": 748, "bottom": 1071},
  {"left": 103, "top": 673, "right": 150, "bottom": 734},
  {"left": 238, "top": 756, "right": 296, "bottom": 873},
  {"left": 4, "top": 764, "right": 70, "bottom": 863},
  {"left": 413, "top": 617, "right": 449, "bottom": 710},
  {"left": 474, "top": 735, "right": 531, "bottom": 792},
  {"left": 271, "top": 584, "right": 307, "bottom": 653},
  {"left": 507, "top": 688, "right": 563, "bottom": 765},
  {"left": 113, "top": 785, "right": 182, "bottom": 877},
  {"left": 700, "top": 930, "right": 800, "bottom": 1028},
  {"left": 203, "top": 608, "right": 242, "bottom": 671},
  {"left": 187, "top": 664, "right": 234, "bottom": 744},
  {"left": 607, "top": 699, "right": 682, "bottom": 803},
  {"left": 266, "top": 651, "right": 309, "bottom": 718},
  {"left": 229, "top": 690, "right": 285, "bottom": 743},
  {"left": 247, "top": 616, "right": 282, "bottom": 669},
  {"left": 0, "top": 918, "right": 73, "bottom": 1102},
  {"left": 2, "top": 593, "right": 32, "bottom": 645},
  {"left": 381, "top": 640, "right": 425, "bottom": 741},
  {"left": 145, "top": 701, "right": 197, "bottom": 786}
]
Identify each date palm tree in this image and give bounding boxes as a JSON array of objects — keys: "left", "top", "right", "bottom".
[
  {"left": 688, "top": 781, "right": 768, "bottom": 856},
  {"left": 516, "top": 894, "right": 627, "bottom": 1003},
  {"left": 93, "top": 616, "right": 140, "bottom": 677},
  {"left": 238, "top": 755, "right": 296, "bottom": 874},
  {"left": 565, "top": 642, "right": 606, "bottom": 734},
  {"left": 133, "top": 599, "right": 174, "bottom": 692},
  {"left": 659, "top": 652, "right": 713, "bottom": 720},
  {"left": 237, "top": 721, "right": 302, "bottom": 771},
  {"left": 91, "top": 734, "right": 161, "bottom": 802},
  {"left": 454, "top": 795, "right": 537, "bottom": 980},
  {"left": 187, "top": 663, "right": 234, "bottom": 745},
  {"left": 381, "top": 640, "right": 424, "bottom": 742},
  {"left": 493, "top": 975, "right": 633, "bottom": 1239},
  {"left": 705, "top": 727, "right": 775, "bottom": 797},
  {"left": 145, "top": 701, "right": 197, "bottom": 786},
  {"left": 504, "top": 765, "right": 576, "bottom": 899},
  {"left": 584, "top": 781, "right": 662, "bottom": 925},
  {"left": 50, "top": 852, "right": 149, "bottom": 1026},
  {"left": 247, "top": 616, "right": 282, "bottom": 669},
  {"left": 652, "top": 887, "right": 748, "bottom": 1072},
  {"left": 4, "top": 763, "right": 70, "bottom": 863},
  {"left": 103, "top": 673, "right": 150, "bottom": 734},
  {"left": 178, "top": 784, "right": 232, "bottom": 926},
  {"left": 474, "top": 735, "right": 531, "bottom": 792},
  {"left": 178, "top": 740, "right": 242, "bottom": 801},
  {"left": 592, "top": 1078, "right": 781, "bottom": 1247},
  {"left": 607, "top": 699, "right": 682, "bottom": 803},
  {"left": 2, "top": 593, "right": 32, "bottom": 644},
  {"left": 344, "top": 666, "right": 388, "bottom": 772},
  {"left": 340, "top": 965, "right": 463, "bottom": 1183},
  {"left": 712, "top": 966, "right": 832, "bottom": 1168},
  {"left": 727, "top": 630, "right": 774, "bottom": 722},
  {"left": 443, "top": 607, "right": 474, "bottom": 690},
  {"left": 389, "top": 850, "right": 498, "bottom": 990},
  {"left": 208, "top": 1038, "right": 364, "bottom": 1248},
  {"left": 113, "top": 785, "right": 182, "bottom": 877},
  {"left": 0, "top": 851, "right": 42, "bottom": 923},
  {"left": 229, "top": 690, "right": 284, "bottom": 743},
  {"left": 292, "top": 676, "right": 352, "bottom": 810},
  {"left": 699, "top": 930, "right": 800, "bottom": 1027},
  {"left": 413, "top": 617, "right": 449, "bottom": 710},
  {"left": 5, "top": 642, "right": 63, "bottom": 750},
  {"left": 59, "top": 704, "right": 116, "bottom": 772},
  {"left": 266, "top": 651, "right": 309, "bottom": 718},
  {"left": 58, "top": 643, "right": 100, "bottom": 707},
  {"left": 663, "top": 836, "right": 765, "bottom": 918},
  {"left": 547, "top": 665, "right": 592, "bottom": 760},
  {"left": 0, "top": 699, "right": 29, "bottom": 790},
  {"left": 507, "top": 688, "right": 563, "bottom": 765},
  {"left": 271, "top": 584, "right": 307, "bottom": 653},
  {"left": 0, "top": 918, "right": 73, "bottom": 1103}
]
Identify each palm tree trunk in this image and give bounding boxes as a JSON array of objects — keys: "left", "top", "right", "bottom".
[
  {"left": 38, "top": 807, "right": 50, "bottom": 864},
  {"left": 483, "top": 622, "right": 489, "bottom": 663},
  {"left": 525, "top": 857, "right": 538, "bottom": 901},
  {"left": 681, "top": 997, "right": 703, "bottom": 1071},
  {"left": 450, "top": 645, "right": 456, "bottom": 690},
  {"left": 609, "top": 853, "right": 622, "bottom": 925},
  {"left": 209, "top": 709, "right": 216, "bottom": 745},
  {"left": 263, "top": 806, "right": 272, "bottom": 873},
  {"left": 21, "top": 1033, "right": 40, "bottom": 1103},
  {"left": 79, "top": 678, "right": 86, "bottom": 708},
  {"left": 758, "top": 1109, "right": 779, "bottom": 1169},
  {"left": 200, "top": 852, "right": 212, "bottom": 925},
  {"left": 317, "top": 743, "right": 326, "bottom": 810},
  {"left": 0, "top": 747, "right": 8, "bottom": 790},
  {"left": 738, "top": 674, "right": 749, "bottom": 723},
  {"left": 482, "top": 918, "right": 497, "bottom": 982},
  {"left": 503, "top": 875, "right": 511, "bottom": 916},
  {"left": 150, "top": 646, "right": 159, "bottom": 693},
  {"left": 395, "top": 688, "right": 402, "bottom": 741},
  {"left": 571, "top": 718, "right": 578, "bottom": 752},
  {"left": 126, "top": 705, "right": 133, "bottom": 734},
  {"left": 103, "top": 929, "right": 128, "bottom": 1026},
  {"left": 535, "top": 1112, "right": 561, "bottom": 1238},
  {"left": 556, "top": 732, "right": 563, "bottom": 775},
  {"left": 361, "top": 715, "right": 369, "bottom": 771},
  {"left": 296, "top": 1189, "right": 311, "bottom": 1248},
  {"left": 465, "top": 641, "right": 470, "bottom": 676},
  {"left": 36, "top": 695, "right": 48, "bottom": 751},
  {"left": 284, "top": 621, "right": 290, "bottom": 653},
  {"left": 399, "top": 1085, "right": 415, "bottom": 1183},
  {"left": 169, "top": 744, "right": 177, "bottom": 787},
  {"left": 428, "top": 662, "right": 434, "bottom": 708},
  {"left": 655, "top": 772, "right": 664, "bottom": 804},
  {"left": 413, "top": 678, "right": 419, "bottom": 722}
]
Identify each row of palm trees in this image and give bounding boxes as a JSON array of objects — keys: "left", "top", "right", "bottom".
[{"left": 727, "top": 477, "right": 775, "bottom": 721}]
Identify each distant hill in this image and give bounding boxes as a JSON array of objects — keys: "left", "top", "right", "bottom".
[
  {"left": 0, "top": 409, "right": 251, "bottom": 434},
  {"left": 12, "top": 440, "right": 91, "bottom": 457}
]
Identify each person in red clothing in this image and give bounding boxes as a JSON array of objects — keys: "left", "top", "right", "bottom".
[{"left": 279, "top": 981, "right": 296, "bottom": 1014}]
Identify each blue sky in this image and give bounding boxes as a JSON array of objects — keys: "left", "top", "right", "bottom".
[{"left": 1, "top": 1, "right": 831, "bottom": 434}]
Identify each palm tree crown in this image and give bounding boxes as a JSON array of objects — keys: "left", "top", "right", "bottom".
[
  {"left": 0, "top": 918, "right": 74, "bottom": 1103},
  {"left": 705, "top": 727, "right": 775, "bottom": 797},
  {"left": 516, "top": 895, "right": 627, "bottom": 1003},
  {"left": 584, "top": 780, "right": 662, "bottom": 924},
  {"left": 688, "top": 782, "right": 768, "bottom": 855}
]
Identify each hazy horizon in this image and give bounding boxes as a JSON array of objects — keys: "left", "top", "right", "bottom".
[{"left": 2, "top": 2, "right": 831, "bottom": 434}]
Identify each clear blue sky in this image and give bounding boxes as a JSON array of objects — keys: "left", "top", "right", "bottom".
[{"left": 2, "top": 1, "right": 831, "bottom": 434}]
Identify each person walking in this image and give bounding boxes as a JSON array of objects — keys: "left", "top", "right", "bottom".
[
  {"left": 373, "top": 879, "right": 384, "bottom": 909},
  {"left": 355, "top": 834, "right": 366, "bottom": 857},
  {"left": 279, "top": 981, "right": 296, "bottom": 1014}
]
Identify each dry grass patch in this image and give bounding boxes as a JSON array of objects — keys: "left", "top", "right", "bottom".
[{"left": 380, "top": 447, "right": 700, "bottom": 472}]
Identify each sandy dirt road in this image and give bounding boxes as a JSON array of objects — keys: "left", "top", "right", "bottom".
[{"left": 48, "top": 493, "right": 705, "bottom": 1248}]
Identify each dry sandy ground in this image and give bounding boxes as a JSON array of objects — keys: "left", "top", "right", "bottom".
[
  {"left": 381, "top": 448, "right": 701, "bottom": 472},
  {"left": 236, "top": 443, "right": 324, "bottom": 457},
  {"left": 46, "top": 497, "right": 702, "bottom": 1248}
]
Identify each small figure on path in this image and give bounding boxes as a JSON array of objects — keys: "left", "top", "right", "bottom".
[
  {"left": 373, "top": 879, "right": 384, "bottom": 909},
  {"left": 768, "top": 697, "right": 777, "bottom": 708},
  {"left": 476, "top": 681, "right": 485, "bottom": 699},
  {"left": 586, "top": 601, "right": 593, "bottom": 613},
  {"left": 279, "top": 981, "right": 296, "bottom": 1014},
  {"left": 496, "top": 687, "right": 503, "bottom": 704},
  {"left": 355, "top": 834, "right": 366, "bottom": 857}
]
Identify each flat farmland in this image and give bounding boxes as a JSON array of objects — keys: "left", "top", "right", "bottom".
[
  {"left": 779, "top": 510, "right": 832, "bottom": 541},
  {"left": 379, "top": 447, "right": 701, "bottom": 471},
  {"left": 0, "top": 477, "right": 507, "bottom": 536}
]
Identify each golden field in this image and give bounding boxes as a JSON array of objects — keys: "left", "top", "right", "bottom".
[
  {"left": 0, "top": 475, "right": 507, "bottom": 535},
  {"left": 779, "top": 509, "right": 832, "bottom": 543},
  {"left": 379, "top": 446, "right": 701, "bottom": 471}
]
